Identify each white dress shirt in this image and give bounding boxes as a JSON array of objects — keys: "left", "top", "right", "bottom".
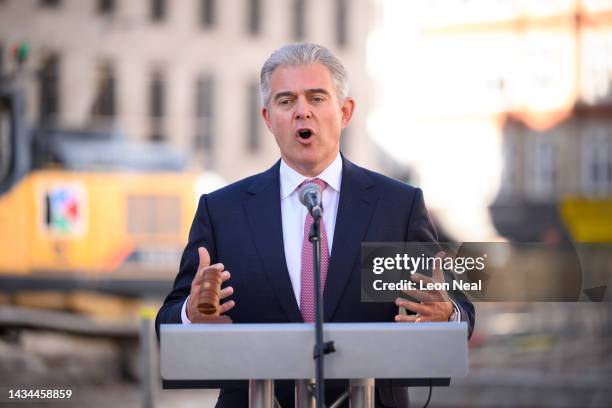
[
  {"left": 279, "top": 153, "right": 342, "bottom": 307},
  {"left": 181, "top": 153, "right": 459, "bottom": 323}
]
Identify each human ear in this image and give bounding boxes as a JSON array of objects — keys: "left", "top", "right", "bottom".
[
  {"left": 340, "top": 97, "right": 355, "bottom": 128},
  {"left": 261, "top": 107, "right": 273, "bottom": 131}
]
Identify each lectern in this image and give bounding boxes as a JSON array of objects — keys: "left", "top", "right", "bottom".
[{"left": 161, "top": 322, "right": 468, "bottom": 407}]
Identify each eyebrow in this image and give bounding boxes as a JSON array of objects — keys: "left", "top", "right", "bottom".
[
  {"left": 306, "top": 88, "right": 331, "bottom": 96},
  {"left": 273, "top": 88, "right": 332, "bottom": 102},
  {"left": 273, "top": 91, "right": 296, "bottom": 102}
]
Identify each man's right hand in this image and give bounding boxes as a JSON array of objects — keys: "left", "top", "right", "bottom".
[{"left": 186, "top": 247, "right": 235, "bottom": 322}]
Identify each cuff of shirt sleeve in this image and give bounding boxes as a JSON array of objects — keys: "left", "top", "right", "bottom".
[
  {"left": 449, "top": 299, "right": 461, "bottom": 322},
  {"left": 181, "top": 296, "right": 192, "bottom": 324}
]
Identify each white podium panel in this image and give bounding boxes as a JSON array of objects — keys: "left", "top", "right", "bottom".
[{"left": 161, "top": 322, "right": 468, "bottom": 381}]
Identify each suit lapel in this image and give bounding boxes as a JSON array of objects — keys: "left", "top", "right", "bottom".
[
  {"left": 243, "top": 161, "right": 302, "bottom": 322},
  {"left": 324, "top": 157, "right": 378, "bottom": 321}
]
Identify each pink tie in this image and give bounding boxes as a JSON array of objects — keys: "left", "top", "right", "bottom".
[{"left": 299, "top": 178, "right": 329, "bottom": 323}]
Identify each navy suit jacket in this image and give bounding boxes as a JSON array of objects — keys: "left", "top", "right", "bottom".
[{"left": 156, "top": 156, "right": 475, "bottom": 407}]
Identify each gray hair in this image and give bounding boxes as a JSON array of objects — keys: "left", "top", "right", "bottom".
[{"left": 260, "top": 43, "right": 349, "bottom": 107}]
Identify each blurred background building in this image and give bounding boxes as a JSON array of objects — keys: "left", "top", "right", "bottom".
[
  {"left": 369, "top": 0, "right": 612, "bottom": 243},
  {"left": 0, "top": 0, "right": 376, "bottom": 181}
]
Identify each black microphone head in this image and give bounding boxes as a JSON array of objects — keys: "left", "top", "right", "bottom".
[{"left": 298, "top": 182, "right": 322, "bottom": 207}]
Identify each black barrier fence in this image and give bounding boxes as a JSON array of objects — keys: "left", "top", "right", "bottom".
[{"left": 361, "top": 242, "right": 611, "bottom": 302}]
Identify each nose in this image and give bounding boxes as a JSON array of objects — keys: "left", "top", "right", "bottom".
[{"left": 294, "top": 97, "right": 312, "bottom": 120}]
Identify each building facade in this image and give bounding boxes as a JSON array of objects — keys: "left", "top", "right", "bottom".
[
  {"left": 370, "top": 0, "right": 612, "bottom": 241},
  {"left": 0, "top": 0, "right": 378, "bottom": 182}
]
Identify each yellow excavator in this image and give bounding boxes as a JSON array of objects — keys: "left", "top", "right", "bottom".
[{"left": 0, "top": 81, "right": 212, "bottom": 308}]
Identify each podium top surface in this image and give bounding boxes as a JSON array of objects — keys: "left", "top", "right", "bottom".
[{"left": 161, "top": 322, "right": 468, "bottom": 380}]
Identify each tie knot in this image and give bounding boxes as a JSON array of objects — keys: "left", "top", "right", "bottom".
[{"left": 300, "top": 178, "right": 327, "bottom": 191}]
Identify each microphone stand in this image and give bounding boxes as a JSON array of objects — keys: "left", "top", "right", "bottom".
[{"left": 309, "top": 210, "right": 335, "bottom": 408}]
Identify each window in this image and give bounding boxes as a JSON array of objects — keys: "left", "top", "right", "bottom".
[
  {"left": 200, "top": 0, "right": 216, "bottom": 28},
  {"left": 335, "top": 0, "right": 347, "bottom": 48},
  {"left": 38, "top": 54, "right": 60, "bottom": 126},
  {"left": 0, "top": 97, "right": 12, "bottom": 186},
  {"left": 194, "top": 75, "right": 215, "bottom": 167},
  {"left": 247, "top": 81, "right": 260, "bottom": 153},
  {"left": 500, "top": 135, "right": 518, "bottom": 198},
  {"left": 150, "top": 71, "right": 164, "bottom": 118},
  {"left": 97, "top": 0, "right": 114, "bottom": 14},
  {"left": 91, "top": 61, "right": 116, "bottom": 119},
  {"left": 40, "top": 0, "right": 61, "bottom": 7},
  {"left": 293, "top": 0, "right": 305, "bottom": 40},
  {"left": 151, "top": 0, "right": 166, "bottom": 22},
  {"left": 149, "top": 70, "right": 165, "bottom": 142},
  {"left": 247, "top": 0, "right": 261, "bottom": 36},
  {"left": 582, "top": 123, "right": 612, "bottom": 196},
  {"left": 127, "top": 195, "right": 181, "bottom": 235},
  {"left": 525, "top": 134, "right": 556, "bottom": 201}
]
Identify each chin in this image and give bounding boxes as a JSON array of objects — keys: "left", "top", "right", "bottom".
[{"left": 286, "top": 156, "right": 317, "bottom": 171}]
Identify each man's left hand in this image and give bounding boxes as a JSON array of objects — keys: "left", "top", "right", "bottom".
[{"left": 394, "top": 251, "right": 454, "bottom": 323}]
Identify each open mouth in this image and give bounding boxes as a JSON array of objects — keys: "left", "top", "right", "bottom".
[{"left": 297, "top": 129, "right": 313, "bottom": 139}]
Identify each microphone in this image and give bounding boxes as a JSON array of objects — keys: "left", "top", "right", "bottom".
[{"left": 298, "top": 182, "right": 323, "bottom": 219}]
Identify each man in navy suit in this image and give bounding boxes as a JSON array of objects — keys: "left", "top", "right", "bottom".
[{"left": 156, "top": 43, "right": 474, "bottom": 407}]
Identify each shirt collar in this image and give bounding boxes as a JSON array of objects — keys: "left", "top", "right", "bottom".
[{"left": 279, "top": 153, "right": 342, "bottom": 199}]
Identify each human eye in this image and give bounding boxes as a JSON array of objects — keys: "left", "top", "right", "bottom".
[{"left": 311, "top": 95, "right": 325, "bottom": 103}]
